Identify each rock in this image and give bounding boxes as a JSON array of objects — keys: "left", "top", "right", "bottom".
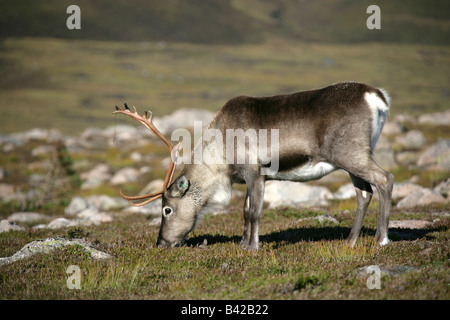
[
  {"left": 139, "top": 179, "right": 165, "bottom": 196},
  {"left": 396, "top": 188, "right": 446, "bottom": 208},
  {"left": 102, "top": 124, "right": 140, "bottom": 141},
  {"left": 86, "top": 195, "right": 128, "bottom": 211},
  {"left": 333, "top": 183, "right": 356, "bottom": 199},
  {"left": 374, "top": 134, "right": 391, "bottom": 150},
  {"left": 434, "top": 178, "right": 449, "bottom": 198},
  {"left": 80, "top": 163, "right": 112, "bottom": 189},
  {"left": 0, "top": 237, "right": 111, "bottom": 265},
  {"left": 130, "top": 151, "right": 142, "bottom": 162},
  {"left": 372, "top": 134, "right": 397, "bottom": 170},
  {"left": 7, "top": 212, "right": 50, "bottom": 223},
  {"left": 28, "top": 173, "right": 47, "bottom": 187},
  {"left": 151, "top": 108, "right": 215, "bottom": 135},
  {"left": 17, "top": 128, "right": 62, "bottom": 142},
  {"left": 78, "top": 127, "right": 108, "bottom": 150},
  {"left": 392, "top": 182, "right": 424, "bottom": 200},
  {"left": 382, "top": 121, "right": 405, "bottom": 136},
  {"left": 264, "top": 181, "right": 332, "bottom": 208},
  {"left": 149, "top": 217, "right": 162, "bottom": 227},
  {"left": 0, "top": 183, "right": 18, "bottom": 202},
  {"left": 36, "top": 207, "right": 113, "bottom": 229},
  {"left": 389, "top": 220, "right": 433, "bottom": 229},
  {"left": 418, "top": 110, "right": 450, "bottom": 126},
  {"left": 31, "top": 145, "right": 56, "bottom": 157},
  {"left": 417, "top": 139, "right": 450, "bottom": 171},
  {"left": 76, "top": 207, "right": 113, "bottom": 225},
  {"left": 0, "top": 220, "right": 25, "bottom": 233},
  {"left": 45, "top": 218, "right": 72, "bottom": 229},
  {"left": 123, "top": 198, "right": 162, "bottom": 215},
  {"left": 394, "top": 113, "right": 416, "bottom": 125},
  {"left": 65, "top": 195, "right": 127, "bottom": 216},
  {"left": 64, "top": 196, "right": 89, "bottom": 216},
  {"left": 373, "top": 149, "right": 397, "bottom": 170},
  {"left": 110, "top": 167, "right": 140, "bottom": 186},
  {"left": 395, "top": 151, "right": 420, "bottom": 166},
  {"left": 394, "top": 130, "right": 426, "bottom": 150}
]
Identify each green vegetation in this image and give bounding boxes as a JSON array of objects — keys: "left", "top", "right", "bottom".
[
  {"left": 0, "top": 207, "right": 448, "bottom": 299},
  {"left": 1, "top": 0, "right": 449, "bottom": 45},
  {"left": 0, "top": 38, "right": 449, "bottom": 135}
]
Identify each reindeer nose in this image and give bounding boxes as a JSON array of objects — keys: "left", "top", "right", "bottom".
[{"left": 156, "top": 237, "right": 171, "bottom": 248}]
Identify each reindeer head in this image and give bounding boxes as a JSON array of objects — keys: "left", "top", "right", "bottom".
[{"left": 114, "top": 104, "right": 200, "bottom": 247}]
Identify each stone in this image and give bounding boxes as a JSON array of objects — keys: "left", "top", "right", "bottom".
[
  {"left": 392, "top": 182, "right": 424, "bottom": 200},
  {"left": 123, "top": 198, "right": 162, "bottom": 215},
  {"left": 130, "top": 151, "right": 142, "bottom": 162},
  {"left": 389, "top": 220, "right": 433, "bottom": 229},
  {"left": 110, "top": 167, "right": 140, "bottom": 185},
  {"left": 80, "top": 163, "right": 112, "bottom": 189},
  {"left": 65, "top": 195, "right": 127, "bottom": 216},
  {"left": 76, "top": 207, "right": 113, "bottom": 224},
  {"left": 0, "top": 183, "right": 17, "bottom": 202},
  {"left": 396, "top": 188, "right": 446, "bottom": 208},
  {"left": 149, "top": 217, "right": 162, "bottom": 227},
  {"left": 0, "top": 220, "right": 25, "bottom": 233},
  {"left": 382, "top": 121, "right": 405, "bottom": 136},
  {"left": 139, "top": 179, "right": 164, "bottom": 196},
  {"left": 417, "top": 139, "right": 450, "bottom": 171},
  {"left": 394, "top": 113, "right": 416, "bottom": 125},
  {"left": 36, "top": 207, "right": 113, "bottom": 229},
  {"left": 264, "top": 181, "right": 332, "bottom": 208},
  {"left": 395, "top": 151, "right": 420, "bottom": 166},
  {"left": 64, "top": 196, "right": 89, "bottom": 216},
  {"left": 86, "top": 195, "right": 128, "bottom": 211},
  {"left": 418, "top": 110, "right": 450, "bottom": 126},
  {"left": 0, "top": 237, "right": 111, "bottom": 265},
  {"left": 434, "top": 178, "right": 449, "bottom": 198},
  {"left": 333, "top": 183, "right": 356, "bottom": 199},
  {"left": 7, "top": 212, "right": 50, "bottom": 223},
  {"left": 373, "top": 149, "right": 397, "bottom": 170},
  {"left": 31, "top": 145, "right": 56, "bottom": 157},
  {"left": 151, "top": 108, "right": 215, "bottom": 135},
  {"left": 394, "top": 130, "right": 426, "bottom": 151},
  {"left": 45, "top": 218, "right": 72, "bottom": 229}
]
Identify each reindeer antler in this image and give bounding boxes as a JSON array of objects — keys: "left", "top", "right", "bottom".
[{"left": 113, "top": 103, "right": 180, "bottom": 206}]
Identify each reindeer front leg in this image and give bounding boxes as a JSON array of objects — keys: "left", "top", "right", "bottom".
[{"left": 241, "top": 172, "right": 265, "bottom": 251}]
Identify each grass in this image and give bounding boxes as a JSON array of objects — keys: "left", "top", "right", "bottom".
[
  {"left": 1, "top": 37, "right": 449, "bottom": 135},
  {"left": 1, "top": 204, "right": 448, "bottom": 299}
]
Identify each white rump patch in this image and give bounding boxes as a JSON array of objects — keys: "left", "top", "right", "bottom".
[{"left": 365, "top": 90, "right": 390, "bottom": 150}]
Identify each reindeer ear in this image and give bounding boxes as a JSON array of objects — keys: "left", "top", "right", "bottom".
[{"left": 170, "top": 175, "right": 190, "bottom": 198}]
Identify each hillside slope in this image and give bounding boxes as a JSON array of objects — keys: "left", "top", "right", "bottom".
[{"left": 1, "top": 0, "right": 449, "bottom": 45}]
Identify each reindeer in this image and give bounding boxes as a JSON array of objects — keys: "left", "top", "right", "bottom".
[{"left": 114, "top": 82, "right": 394, "bottom": 250}]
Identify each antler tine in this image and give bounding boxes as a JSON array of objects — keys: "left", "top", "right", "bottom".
[{"left": 113, "top": 104, "right": 179, "bottom": 206}]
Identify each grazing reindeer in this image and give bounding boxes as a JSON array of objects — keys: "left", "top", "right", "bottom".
[{"left": 114, "top": 82, "right": 393, "bottom": 250}]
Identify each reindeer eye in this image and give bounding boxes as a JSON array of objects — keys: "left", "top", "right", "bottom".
[{"left": 163, "top": 206, "right": 173, "bottom": 217}]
